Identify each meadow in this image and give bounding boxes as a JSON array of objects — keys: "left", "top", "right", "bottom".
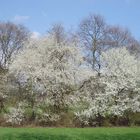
[{"left": 0, "top": 127, "right": 140, "bottom": 140}]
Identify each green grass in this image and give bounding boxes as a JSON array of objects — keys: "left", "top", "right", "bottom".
[{"left": 0, "top": 127, "right": 140, "bottom": 140}]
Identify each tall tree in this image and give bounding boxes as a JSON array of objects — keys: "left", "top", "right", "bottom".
[
  {"left": 78, "top": 14, "right": 107, "bottom": 74},
  {"left": 0, "top": 22, "right": 29, "bottom": 69}
]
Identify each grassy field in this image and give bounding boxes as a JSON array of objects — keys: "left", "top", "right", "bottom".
[{"left": 0, "top": 127, "right": 140, "bottom": 140}]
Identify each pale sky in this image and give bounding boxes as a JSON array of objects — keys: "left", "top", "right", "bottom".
[{"left": 0, "top": 0, "right": 140, "bottom": 39}]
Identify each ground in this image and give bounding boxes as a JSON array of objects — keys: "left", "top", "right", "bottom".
[{"left": 0, "top": 127, "right": 140, "bottom": 140}]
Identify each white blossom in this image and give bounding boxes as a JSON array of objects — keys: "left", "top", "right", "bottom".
[
  {"left": 75, "top": 47, "right": 140, "bottom": 124},
  {"left": 6, "top": 103, "right": 24, "bottom": 125}
]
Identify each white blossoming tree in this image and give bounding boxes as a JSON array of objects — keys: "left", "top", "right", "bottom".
[
  {"left": 75, "top": 47, "right": 140, "bottom": 126},
  {"left": 101, "top": 47, "right": 140, "bottom": 114},
  {"left": 9, "top": 37, "right": 90, "bottom": 124},
  {"left": 6, "top": 103, "right": 24, "bottom": 126}
]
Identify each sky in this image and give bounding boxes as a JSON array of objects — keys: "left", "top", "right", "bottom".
[{"left": 0, "top": 0, "right": 140, "bottom": 39}]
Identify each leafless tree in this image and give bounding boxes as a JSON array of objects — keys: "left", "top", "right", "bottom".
[
  {"left": 104, "top": 25, "right": 140, "bottom": 56},
  {"left": 128, "top": 40, "right": 140, "bottom": 56},
  {"left": 78, "top": 14, "right": 140, "bottom": 74},
  {"left": 105, "top": 26, "right": 133, "bottom": 48},
  {"left": 48, "top": 23, "right": 66, "bottom": 45},
  {"left": 0, "top": 22, "right": 29, "bottom": 69},
  {"left": 78, "top": 14, "right": 107, "bottom": 74}
]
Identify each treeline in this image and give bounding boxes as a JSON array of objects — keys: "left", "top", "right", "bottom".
[{"left": 0, "top": 14, "right": 140, "bottom": 127}]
